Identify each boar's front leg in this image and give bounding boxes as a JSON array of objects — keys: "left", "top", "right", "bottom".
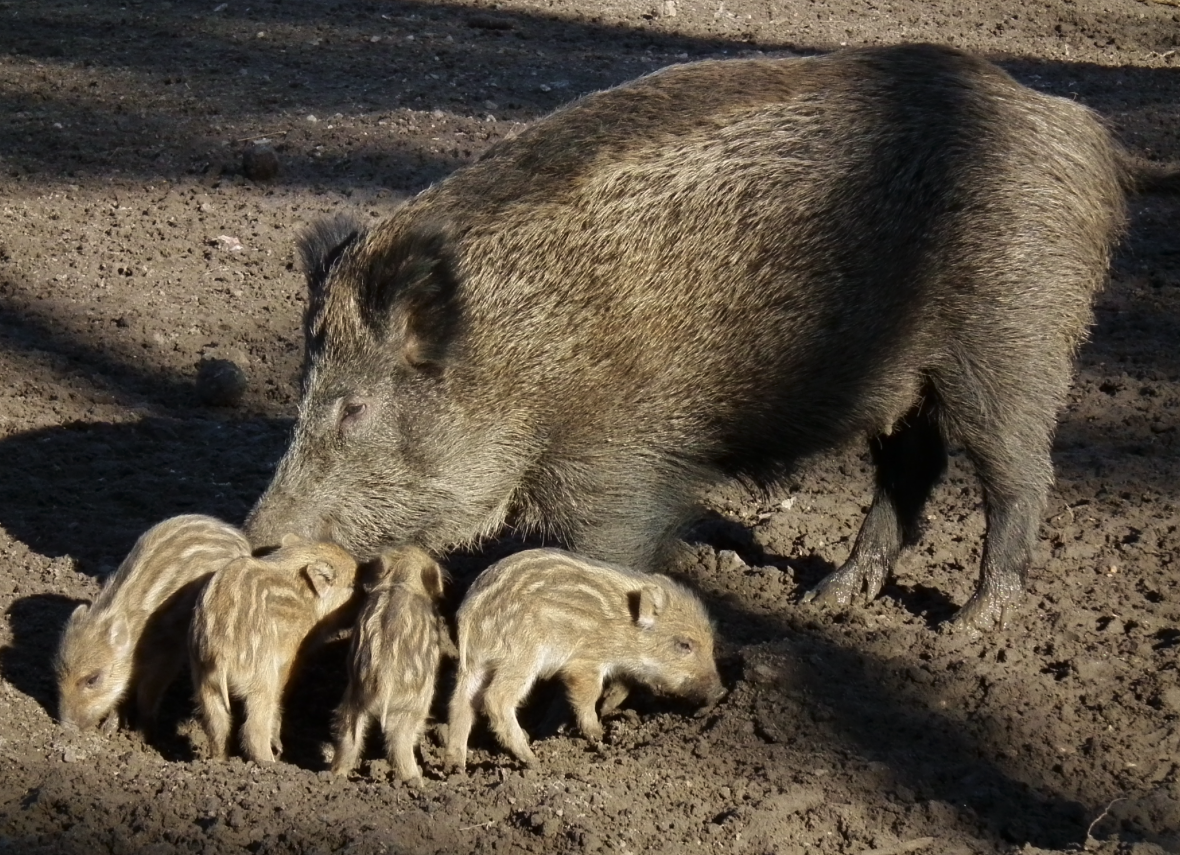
[
  {"left": 556, "top": 461, "right": 701, "bottom": 574},
  {"left": 804, "top": 400, "right": 946, "bottom": 608}
]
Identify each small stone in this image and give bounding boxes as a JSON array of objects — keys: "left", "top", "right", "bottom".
[
  {"left": 1159, "top": 686, "right": 1180, "bottom": 712},
  {"left": 306, "top": 114, "right": 318, "bottom": 124},
  {"left": 466, "top": 14, "right": 513, "bottom": 30},
  {"left": 196, "top": 357, "right": 248, "bottom": 407},
  {"left": 242, "top": 142, "right": 279, "bottom": 181}
]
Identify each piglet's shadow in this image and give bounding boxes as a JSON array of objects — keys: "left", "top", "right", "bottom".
[{"left": 1, "top": 592, "right": 85, "bottom": 718}]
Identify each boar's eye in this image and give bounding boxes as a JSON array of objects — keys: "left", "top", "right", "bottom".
[
  {"left": 674, "top": 638, "right": 695, "bottom": 655},
  {"left": 339, "top": 400, "right": 368, "bottom": 431}
]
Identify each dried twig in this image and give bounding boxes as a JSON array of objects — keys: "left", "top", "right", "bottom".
[
  {"left": 1085, "top": 797, "right": 1126, "bottom": 846},
  {"left": 460, "top": 820, "right": 495, "bottom": 832},
  {"left": 233, "top": 131, "right": 290, "bottom": 144},
  {"left": 858, "top": 838, "right": 935, "bottom": 855}
]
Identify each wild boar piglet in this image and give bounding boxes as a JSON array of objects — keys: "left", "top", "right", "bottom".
[
  {"left": 445, "top": 548, "right": 725, "bottom": 769},
  {"left": 189, "top": 535, "right": 360, "bottom": 763},
  {"left": 331, "top": 546, "right": 451, "bottom": 784},
  {"left": 55, "top": 514, "right": 251, "bottom": 737}
]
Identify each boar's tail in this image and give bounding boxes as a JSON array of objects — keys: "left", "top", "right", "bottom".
[{"left": 1119, "top": 153, "right": 1180, "bottom": 195}]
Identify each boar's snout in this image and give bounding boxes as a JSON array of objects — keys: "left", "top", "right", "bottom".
[{"left": 244, "top": 499, "right": 332, "bottom": 552}]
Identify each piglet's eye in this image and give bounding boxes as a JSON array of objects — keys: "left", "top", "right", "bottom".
[
  {"left": 81, "top": 672, "right": 102, "bottom": 690},
  {"left": 675, "top": 639, "right": 695, "bottom": 654}
]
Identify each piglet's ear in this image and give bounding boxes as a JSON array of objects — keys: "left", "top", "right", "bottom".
[
  {"left": 631, "top": 586, "right": 668, "bottom": 630},
  {"left": 108, "top": 615, "right": 132, "bottom": 654},
  {"left": 361, "top": 224, "right": 460, "bottom": 371},
  {"left": 419, "top": 561, "right": 447, "bottom": 601},
  {"left": 303, "top": 561, "right": 336, "bottom": 598},
  {"left": 279, "top": 533, "right": 304, "bottom": 549}
]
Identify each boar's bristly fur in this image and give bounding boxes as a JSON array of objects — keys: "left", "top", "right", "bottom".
[{"left": 246, "top": 43, "right": 1165, "bottom": 633}]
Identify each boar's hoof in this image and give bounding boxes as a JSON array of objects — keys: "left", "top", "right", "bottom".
[
  {"left": 948, "top": 587, "right": 1021, "bottom": 635},
  {"left": 801, "top": 557, "right": 888, "bottom": 609}
]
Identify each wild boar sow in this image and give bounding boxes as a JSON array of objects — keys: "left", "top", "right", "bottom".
[{"left": 247, "top": 43, "right": 1152, "bottom": 632}]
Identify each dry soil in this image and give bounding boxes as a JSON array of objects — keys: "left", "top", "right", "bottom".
[{"left": 1, "top": 1, "right": 1179, "bottom": 853}]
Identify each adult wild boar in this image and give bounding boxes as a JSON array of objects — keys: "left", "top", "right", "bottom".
[{"left": 247, "top": 43, "right": 1160, "bottom": 632}]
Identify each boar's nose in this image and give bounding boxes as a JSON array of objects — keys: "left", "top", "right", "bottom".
[{"left": 246, "top": 507, "right": 327, "bottom": 551}]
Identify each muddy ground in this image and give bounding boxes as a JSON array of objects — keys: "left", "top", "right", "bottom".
[{"left": 1, "top": 0, "right": 1179, "bottom": 853}]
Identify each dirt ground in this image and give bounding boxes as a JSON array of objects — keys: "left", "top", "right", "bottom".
[{"left": 1, "top": 0, "right": 1179, "bottom": 853}]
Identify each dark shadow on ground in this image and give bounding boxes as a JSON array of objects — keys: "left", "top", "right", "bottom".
[
  {"left": 0, "top": 592, "right": 85, "bottom": 718},
  {"left": 1, "top": 1, "right": 1178, "bottom": 189},
  {"left": 0, "top": 416, "right": 289, "bottom": 573}
]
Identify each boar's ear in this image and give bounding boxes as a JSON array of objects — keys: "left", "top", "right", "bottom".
[
  {"left": 631, "top": 586, "right": 668, "bottom": 630},
  {"left": 303, "top": 561, "right": 336, "bottom": 598},
  {"left": 299, "top": 215, "right": 363, "bottom": 301},
  {"left": 362, "top": 224, "right": 459, "bottom": 371}
]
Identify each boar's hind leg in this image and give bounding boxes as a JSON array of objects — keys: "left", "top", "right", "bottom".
[
  {"left": 950, "top": 422, "right": 1053, "bottom": 633},
  {"left": 804, "top": 398, "right": 947, "bottom": 608}
]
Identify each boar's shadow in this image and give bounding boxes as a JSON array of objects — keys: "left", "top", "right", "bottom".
[{"left": 0, "top": 416, "right": 290, "bottom": 576}]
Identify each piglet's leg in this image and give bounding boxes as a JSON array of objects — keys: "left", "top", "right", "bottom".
[
  {"left": 483, "top": 667, "right": 538, "bottom": 766},
  {"left": 563, "top": 666, "right": 605, "bottom": 742},
  {"left": 598, "top": 681, "right": 631, "bottom": 718},
  {"left": 331, "top": 700, "right": 367, "bottom": 776},
  {"left": 241, "top": 689, "right": 279, "bottom": 763},
  {"left": 196, "top": 674, "right": 232, "bottom": 761},
  {"left": 445, "top": 668, "right": 482, "bottom": 771},
  {"left": 384, "top": 707, "right": 427, "bottom": 785}
]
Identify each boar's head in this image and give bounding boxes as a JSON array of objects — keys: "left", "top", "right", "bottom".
[{"left": 245, "top": 215, "right": 521, "bottom": 558}]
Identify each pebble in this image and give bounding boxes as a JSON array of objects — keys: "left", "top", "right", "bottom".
[
  {"left": 196, "top": 357, "right": 248, "bottom": 407},
  {"left": 242, "top": 142, "right": 279, "bottom": 181}
]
